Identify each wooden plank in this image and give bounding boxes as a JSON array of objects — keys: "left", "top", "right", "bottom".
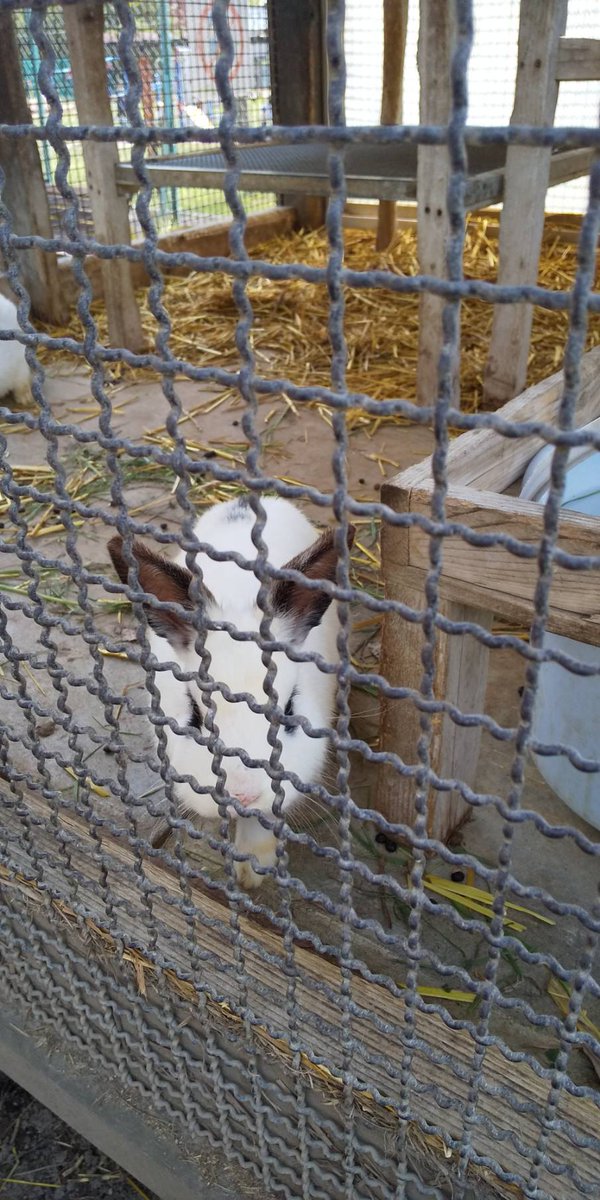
[
  {"left": 0, "top": 9, "right": 66, "bottom": 325},
  {"left": 556, "top": 37, "right": 600, "bottom": 80},
  {"left": 416, "top": 0, "right": 458, "bottom": 407},
  {"left": 387, "top": 457, "right": 434, "bottom": 491},
  {"left": 267, "top": 0, "right": 326, "bottom": 229},
  {"left": 463, "top": 167, "right": 505, "bottom": 210},
  {"left": 483, "top": 0, "right": 568, "bottom": 406},
  {"left": 394, "top": 562, "right": 600, "bottom": 644},
  {"left": 134, "top": 204, "right": 295, "bottom": 262},
  {"left": 375, "top": 480, "right": 491, "bottom": 841},
  {"left": 376, "top": 0, "right": 409, "bottom": 251},
  {"left": 375, "top": 486, "right": 426, "bottom": 832},
  {"left": 403, "top": 484, "right": 600, "bottom": 643},
  {"left": 465, "top": 149, "right": 594, "bottom": 212},
  {"left": 375, "top": 577, "right": 491, "bottom": 841},
  {"left": 436, "top": 602, "right": 492, "bottom": 800},
  {"left": 115, "top": 161, "right": 420, "bottom": 202},
  {"left": 347, "top": 205, "right": 584, "bottom": 242},
  {"left": 57, "top": 205, "right": 296, "bottom": 302},
  {"left": 383, "top": 342, "right": 600, "bottom": 646},
  {"left": 548, "top": 146, "right": 594, "bottom": 186},
  {"left": 2, "top": 792, "right": 599, "bottom": 1199},
  {"left": 347, "top": 200, "right": 417, "bottom": 220},
  {"left": 115, "top": 163, "right": 296, "bottom": 194},
  {"left": 62, "top": 1, "right": 145, "bottom": 352},
  {"left": 445, "top": 345, "right": 600, "bottom": 492}
]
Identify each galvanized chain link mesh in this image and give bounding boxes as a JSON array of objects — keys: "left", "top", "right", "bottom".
[{"left": 0, "top": 1, "right": 599, "bottom": 1198}]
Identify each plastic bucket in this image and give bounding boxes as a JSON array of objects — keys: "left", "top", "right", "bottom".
[{"left": 520, "top": 422, "right": 600, "bottom": 831}]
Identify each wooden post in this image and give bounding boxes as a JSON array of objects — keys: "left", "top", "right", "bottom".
[
  {"left": 0, "top": 8, "right": 66, "bottom": 325},
  {"left": 267, "top": 0, "right": 326, "bottom": 230},
  {"left": 416, "top": 0, "right": 458, "bottom": 407},
  {"left": 63, "top": 1, "right": 145, "bottom": 352},
  {"left": 483, "top": 0, "right": 567, "bottom": 406},
  {"left": 376, "top": 0, "right": 408, "bottom": 252},
  {"left": 374, "top": 479, "right": 492, "bottom": 843}
]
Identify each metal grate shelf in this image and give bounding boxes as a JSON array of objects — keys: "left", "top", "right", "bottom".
[{"left": 115, "top": 141, "right": 593, "bottom": 207}]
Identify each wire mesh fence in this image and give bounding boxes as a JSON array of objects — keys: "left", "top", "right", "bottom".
[
  {"left": 344, "top": 0, "right": 600, "bottom": 214},
  {"left": 0, "top": 0, "right": 599, "bottom": 1198},
  {"left": 12, "top": 0, "right": 274, "bottom": 237}
]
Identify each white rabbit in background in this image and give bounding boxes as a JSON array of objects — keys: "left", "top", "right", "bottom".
[
  {"left": 0, "top": 293, "right": 32, "bottom": 407},
  {"left": 109, "top": 496, "right": 354, "bottom": 889}
]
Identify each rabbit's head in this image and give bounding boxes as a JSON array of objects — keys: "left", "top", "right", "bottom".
[{"left": 108, "top": 522, "right": 354, "bottom": 820}]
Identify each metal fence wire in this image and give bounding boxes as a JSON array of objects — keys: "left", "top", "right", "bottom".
[
  {"left": 0, "top": 1, "right": 599, "bottom": 1198},
  {"left": 12, "top": 0, "right": 273, "bottom": 236}
]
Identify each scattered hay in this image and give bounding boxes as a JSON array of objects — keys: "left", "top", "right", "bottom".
[
  {"left": 38, "top": 215, "right": 600, "bottom": 414},
  {"left": 8, "top": 215, "right": 596, "bottom": 623}
]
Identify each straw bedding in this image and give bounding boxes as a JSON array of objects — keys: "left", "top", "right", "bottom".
[{"left": 38, "top": 213, "right": 600, "bottom": 414}]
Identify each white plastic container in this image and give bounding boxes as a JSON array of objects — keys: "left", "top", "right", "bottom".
[{"left": 520, "top": 420, "right": 600, "bottom": 831}]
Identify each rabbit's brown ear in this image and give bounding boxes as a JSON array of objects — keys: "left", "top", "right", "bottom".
[
  {"left": 271, "top": 524, "right": 355, "bottom": 643},
  {"left": 108, "top": 536, "right": 199, "bottom": 647}
]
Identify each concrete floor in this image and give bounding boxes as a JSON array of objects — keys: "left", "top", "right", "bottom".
[{"left": 0, "top": 366, "right": 598, "bottom": 1093}]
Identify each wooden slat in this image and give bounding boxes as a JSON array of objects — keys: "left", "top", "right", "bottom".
[
  {"left": 2, "top": 791, "right": 599, "bottom": 1199},
  {"left": 387, "top": 561, "right": 600, "bottom": 645},
  {"left": 0, "top": 9, "right": 66, "bottom": 325},
  {"left": 483, "top": 0, "right": 568, "bottom": 406},
  {"left": 416, "top": 0, "right": 458, "bottom": 406},
  {"left": 346, "top": 206, "right": 586, "bottom": 244},
  {"left": 346, "top": 200, "right": 417, "bottom": 219},
  {"left": 463, "top": 166, "right": 505, "bottom": 210},
  {"left": 548, "top": 146, "right": 595, "bottom": 186},
  {"left": 376, "top": 0, "right": 409, "bottom": 251},
  {"left": 376, "top": 579, "right": 492, "bottom": 840},
  {"left": 376, "top": 470, "right": 491, "bottom": 841},
  {"left": 447, "top": 345, "right": 600, "bottom": 492},
  {"left": 400, "top": 483, "right": 600, "bottom": 644},
  {"left": 467, "top": 149, "right": 594, "bottom": 212},
  {"left": 56, "top": 206, "right": 296, "bottom": 302},
  {"left": 115, "top": 161, "right": 421, "bottom": 201},
  {"left": 464, "top": 147, "right": 596, "bottom": 213},
  {"left": 463, "top": 150, "right": 590, "bottom": 208},
  {"left": 63, "top": 1, "right": 145, "bottom": 353},
  {"left": 556, "top": 37, "right": 600, "bottom": 81}
]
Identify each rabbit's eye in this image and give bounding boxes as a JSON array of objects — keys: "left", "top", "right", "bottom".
[
  {"left": 188, "top": 693, "right": 204, "bottom": 732},
  {"left": 284, "top": 689, "right": 298, "bottom": 733}
]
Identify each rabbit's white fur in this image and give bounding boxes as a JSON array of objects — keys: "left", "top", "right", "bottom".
[
  {"left": 110, "top": 497, "right": 349, "bottom": 888},
  {"left": 0, "top": 294, "right": 32, "bottom": 406}
]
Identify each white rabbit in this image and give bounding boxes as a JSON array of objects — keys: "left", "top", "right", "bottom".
[
  {"left": 0, "top": 294, "right": 32, "bottom": 407},
  {"left": 109, "top": 497, "right": 354, "bottom": 888}
]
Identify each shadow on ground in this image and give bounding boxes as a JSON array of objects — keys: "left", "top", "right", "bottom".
[{"left": 0, "top": 1072, "right": 157, "bottom": 1200}]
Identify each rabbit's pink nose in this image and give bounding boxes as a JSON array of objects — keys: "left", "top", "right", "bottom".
[{"left": 234, "top": 791, "right": 261, "bottom": 809}]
